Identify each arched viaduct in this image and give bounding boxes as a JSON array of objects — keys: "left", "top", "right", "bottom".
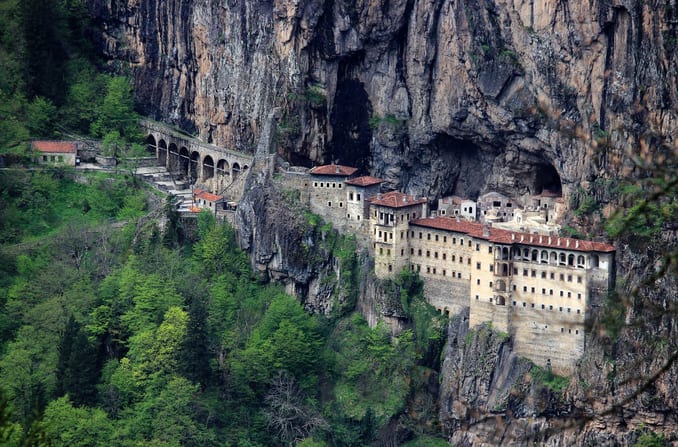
[{"left": 141, "top": 120, "right": 254, "bottom": 187}]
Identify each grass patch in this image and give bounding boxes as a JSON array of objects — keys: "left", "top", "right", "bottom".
[{"left": 530, "top": 365, "right": 569, "bottom": 392}]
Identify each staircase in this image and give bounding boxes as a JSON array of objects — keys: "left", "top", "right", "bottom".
[{"left": 135, "top": 166, "right": 194, "bottom": 212}]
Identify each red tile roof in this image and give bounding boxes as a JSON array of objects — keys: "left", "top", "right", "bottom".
[
  {"left": 411, "top": 216, "right": 615, "bottom": 252},
  {"left": 195, "top": 189, "right": 223, "bottom": 202},
  {"left": 369, "top": 191, "right": 428, "bottom": 208},
  {"left": 309, "top": 164, "right": 359, "bottom": 176},
  {"left": 32, "top": 141, "right": 76, "bottom": 153},
  {"left": 344, "top": 176, "right": 384, "bottom": 187}
]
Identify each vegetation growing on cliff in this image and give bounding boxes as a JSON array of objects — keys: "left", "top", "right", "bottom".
[{"left": 0, "top": 174, "right": 447, "bottom": 446}]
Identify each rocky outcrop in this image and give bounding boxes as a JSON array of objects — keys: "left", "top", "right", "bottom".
[{"left": 89, "top": 0, "right": 676, "bottom": 203}]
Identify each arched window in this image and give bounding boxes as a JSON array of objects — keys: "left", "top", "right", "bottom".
[
  {"left": 559, "top": 253, "right": 566, "bottom": 265},
  {"left": 496, "top": 296, "right": 506, "bottom": 305},
  {"left": 591, "top": 254, "right": 600, "bottom": 268},
  {"left": 541, "top": 250, "right": 548, "bottom": 263},
  {"left": 568, "top": 254, "right": 575, "bottom": 266},
  {"left": 550, "top": 251, "right": 557, "bottom": 264},
  {"left": 531, "top": 250, "right": 538, "bottom": 261},
  {"left": 577, "top": 255, "right": 585, "bottom": 268}
]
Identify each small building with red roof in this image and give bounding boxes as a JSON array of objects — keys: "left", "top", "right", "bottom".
[
  {"left": 32, "top": 141, "right": 78, "bottom": 166},
  {"left": 308, "top": 164, "right": 360, "bottom": 226},
  {"left": 193, "top": 188, "right": 224, "bottom": 212},
  {"left": 344, "top": 176, "right": 384, "bottom": 228}
]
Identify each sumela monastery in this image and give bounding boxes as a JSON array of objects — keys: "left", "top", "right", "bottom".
[
  {"left": 302, "top": 164, "right": 615, "bottom": 375},
  {"left": 33, "top": 133, "right": 616, "bottom": 375}
]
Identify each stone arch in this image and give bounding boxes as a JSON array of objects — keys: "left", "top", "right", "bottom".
[
  {"left": 179, "top": 147, "right": 189, "bottom": 176},
  {"left": 158, "top": 139, "right": 168, "bottom": 167},
  {"left": 189, "top": 151, "right": 200, "bottom": 180},
  {"left": 568, "top": 254, "right": 575, "bottom": 266},
  {"left": 540, "top": 250, "right": 548, "bottom": 263},
  {"left": 523, "top": 248, "right": 529, "bottom": 260},
  {"left": 243, "top": 164, "right": 249, "bottom": 171},
  {"left": 216, "top": 159, "right": 230, "bottom": 177},
  {"left": 203, "top": 155, "right": 215, "bottom": 180},
  {"left": 145, "top": 135, "right": 157, "bottom": 157},
  {"left": 501, "top": 247, "right": 509, "bottom": 260},
  {"left": 496, "top": 296, "right": 506, "bottom": 306},
  {"left": 577, "top": 255, "right": 585, "bottom": 268},
  {"left": 232, "top": 162, "right": 241, "bottom": 178},
  {"left": 531, "top": 249, "right": 538, "bottom": 262},
  {"left": 168, "top": 143, "right": 179, "bottom": 172},
  {"left": 559, "top": 253, "right": 566, "bottom": 265},
  {"left": 550, "top": 251, "right": 557, "bottom": 264}
]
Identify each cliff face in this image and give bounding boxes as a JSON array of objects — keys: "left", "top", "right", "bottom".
[
  {"left": 89, "top": 0, "right": 678, "bottom": 444},
  {"left": 89, "top": 0, "right": 677, "bottom": 201}
]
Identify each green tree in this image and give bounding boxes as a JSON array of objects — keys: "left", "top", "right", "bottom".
[
  {"left": 56, "top": 316, "right": 99, "bottom": 406},
  {"left": 41, "top": 396, "right": 113, "bottom": 447},
  {"left": 90, "top": 76, "right": 141, "bottom": 140}
]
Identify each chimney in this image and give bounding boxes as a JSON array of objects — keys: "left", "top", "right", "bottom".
[
  {"left": 576, "top": 240, "right": 579, "bottom": 248},
  {"left": 483, "top": 224, "right": 490, "bottom": 237},
  {"left": 548, "top": 236, "right": 552, "bottom": 244},
  {"left": 557, "top": 238, "right": 561, "bottom": 246},
  {"left": 566, "top": 239, "right": 570, "bottom": 247},
  {"left": 511, "top": 233, "right": 515, "bottom": 241},
  {"left": 539, "top": 235, "right": 543, "bottom": 243},
  {"left": 530, "top": 235, "right": 534, "bottom": 243},
  {"left": 520, "top": 235, "right": 524, "bottom": 242},
  {"left": 456, "top": 216, "right": 461, "bottom": 223},
  {"left": 335, "top": 166, "right": 340, "bottom": 174},
  {"left": 377, "top": 193, "right": 382, "bottom": 200},
  {"left": 403, "top": 195, "right": 408, "bottom": 203}
]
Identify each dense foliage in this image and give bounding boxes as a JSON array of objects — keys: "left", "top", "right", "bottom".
[
  {"left": 0, "top": 173, "right": 447, "bottom": 446},
  {"left": 0, "top": 0, "right": 141, "bottom": 156}
]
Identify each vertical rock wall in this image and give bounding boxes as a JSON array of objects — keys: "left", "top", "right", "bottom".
[{"left": 89, "top": 0, "right": 677, "bottom": 201}]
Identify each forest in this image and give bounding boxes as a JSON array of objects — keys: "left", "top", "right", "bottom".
[{"left": 0, "top": 167, "right": 448, "bottom": 446}]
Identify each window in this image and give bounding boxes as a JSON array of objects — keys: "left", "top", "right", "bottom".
[
  {"left": 577, "top": 309, "right": 581, "bottom": 314},
  {"left": 401, "top": 249, "right": 404, "bottom": 256},
  {"left": 567, "top": 292, "right": 571, "bottom": 298},
  {"left": 567, "top": 275, "right": 572, "bottom": 282},
  {"left": 577, "top": 276, "right": 582, "bottom": 284},
  {"left": 560, "top": 291, "right": 564, "bottom": 297},
  {"left": 468, "top": 240, "right": 472, "bottom": 247},
  {"left": 541, "top": 271, "right": 546, "bottom": 279},
  {"left": 443, "top": 236, "right": 447, "bottom": 243},
  {"left": 523, "top": 286, "right": 527, "bottom": 292},
  {"left": 388, "top": 264, "right": 392, "bottom": 272},
  {"left": 513, "top": 301, "right": 517, "bottom": 306},
  {"left": 489, "top": 264, "right": 494, "bottom": 272},
  {"left": 468, "top": 259, "right": 471, "bottom": 265},
  {"left": 531, "top": 287, "right": 535, "bottom": 293},
  {"left": 475, "top": 295, "right": 479, "bottom": 300},
  {"left": 320, "top": 182, "right": 324, "bottom": 187},
  {"left": 476, "top": 243, "right": 480, "bottom": 251},
  {"left": 550, "top": 272, "right": 555, "bottom": 279},
  {"left": 523, "top": 269, "right": 528, "bottom": 276},
  {"left": 549, "top": 289, "right": 553, "bottom": 295},
  {"left": 541, "top": 304, "right": 545, "bottom": 309},
  {"left": 379, "top": 248, "right": 383, "bottom": 255},
  {"left": 433, "top": 268, "right": 436, "bottom": 274},
  {"left": 427, "top": 233, "right": 431, "bottom": 240},
  {"left": 411, "top": 248, "right": 414, "bottom": 255},
  {"left": 477, "top": 279, "right": 481, "bottom": 285},
  {"left": 426, "top": 250, "right": 430, "bottom": 258},
  {"left": 531, "top": 270, "right": 536, "bottom": 277},
  {"left": 328, "top": 201, "right": 332, "bottom": 207},
  {"left": 418, "top": 249, "right": 422, "bottom": 256},
  {"left": 488, "top": 246, "right": 493, "bottom": 253},
  {"left": 453, "top": 238, "right": 457, "bottom": 244},
  {"left": 401, "top": 231, "right": 404, "bottom": 239},
  {"left": 452, "top": 255, "right": 456, "bottom": 261},
  {"left": 560, "top": 273, "right": 564, "bottom": 281},
  {"left": 457, "top": 272, "right": 462, "bottom": 278},
  {"left": 489, "top": 281, "right": 493, "bottom": 287},
  {"left": 559, "top": 306, "right": 563, "bottom": 311},
  {"left": 339, "top": 202, "right": 343, "bottom": 207},
  {"left": 443, "top": 270, "right": 446, "bottom": 276},
  {"left": 576, "top": 330, "right": 579, "bottom": 335},
  {"left": 459, "top": 257, "right": 463, "bottom": 263},
  {"left": 387, "top": 249, "right": 391, "bottom": 255},
  {"left": 443, "top": 253, "right": 447, "bottom": 260},
  {"left": 419, "top": 232, "right": 422, "bottom": 239},
  {"left": 542, "top": 288, "right": 546, "bottom": 294},
  {"left": 476, "top": 262, "right": 481, "bottom": 270},
  {"left": 426, "top": 267, "right": 430, "bottom": 273},
  {"left": 356, "top": 193, "right": 361, "bottom": 200},
  {"left": 349, "top": 192, "right": 354, "bottom": 200},
  {"left": 435, "top": 235, "right": 439, "bottom": 242},
  {"left": 577, "top": 293, "right": 582, "bottom": 299},
  {"left": 549, "top": 305, "right": 553, "bottom": 310},
  {"left": 434, "top": 252, "right": 439, "bottom": 259}
]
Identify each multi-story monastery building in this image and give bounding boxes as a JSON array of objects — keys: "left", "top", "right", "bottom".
[{"left": 304, "top": 165, "right": 615, "bottom": 374}]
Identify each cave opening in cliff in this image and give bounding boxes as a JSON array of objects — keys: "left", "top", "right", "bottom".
[
  {"left": 534, "top": 163, "right": 562, "bottom": 196},
  {"left": 433, "top": 135, "right": 487, "bottom": 200},
  {"left": 329, "top": 77, "right": 372, "bottom": 170}
]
